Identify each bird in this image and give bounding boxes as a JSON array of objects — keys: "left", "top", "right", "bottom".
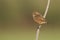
[{"left": 32, "top": 12, "right": 47, "bottom": 25}]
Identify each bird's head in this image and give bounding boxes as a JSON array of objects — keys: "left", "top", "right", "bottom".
[{"left": 33, "top": 12, "right": 42, "bottom": 17}]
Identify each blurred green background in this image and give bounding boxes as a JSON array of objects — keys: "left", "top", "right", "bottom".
[{"left": 0, "top": 0, "right": 60, "bottom": 40}]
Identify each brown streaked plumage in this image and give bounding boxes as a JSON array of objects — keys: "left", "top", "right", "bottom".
[{"left": 32, "top": 12, "right": 47, "bottom": 25}]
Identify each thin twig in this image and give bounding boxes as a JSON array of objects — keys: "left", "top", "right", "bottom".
[
  {"left": 43, "top": 0, "right": 50, "bottom": 18},
  {"left": 36, "top": 25, "right": 41, "bottom": 40},
  {"left": 36, "top": 0, "right": 50, "bottom": 40}
]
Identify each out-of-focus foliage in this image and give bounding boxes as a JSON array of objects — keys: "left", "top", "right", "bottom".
[
  {"left": 0, "top": 0, "right": 60, "bottom": 26},
  {"left": 0, "top": 0, "right": 60, "bottom": 40}
]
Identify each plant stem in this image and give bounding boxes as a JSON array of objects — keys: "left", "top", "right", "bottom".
[
  {"left": 43, "top": 0, "right": 50, "bottom": 18},
  {"left": 36, "top": 25, "right": 41, "bottom": 40},
  {"left": 35, "top": 0, "right": 50, "bottom": 40}
]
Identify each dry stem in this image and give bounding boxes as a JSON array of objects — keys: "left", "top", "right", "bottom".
[{"left": 36, "top": 0, "right": 50, "bottom": 40}]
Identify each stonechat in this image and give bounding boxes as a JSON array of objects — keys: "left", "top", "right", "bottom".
[{"left": 32, "top": 12, "right": 47, "bottom": 25}]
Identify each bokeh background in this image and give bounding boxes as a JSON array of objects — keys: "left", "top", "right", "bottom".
[{"left": 0, "top": 0, "right": 60, "bottom": 40}]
